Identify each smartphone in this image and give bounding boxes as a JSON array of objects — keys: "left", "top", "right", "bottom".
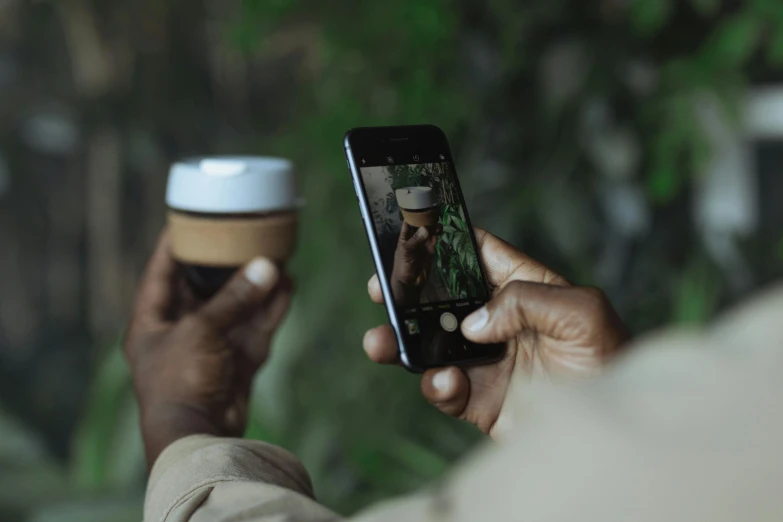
[{"left": 344, "top": 124, "right": 505, "bottom": 372}]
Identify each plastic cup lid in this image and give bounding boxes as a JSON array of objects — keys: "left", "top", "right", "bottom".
[
  {"left": 166, "top": 156, "right": 301, "bottom": 214},
  {"left": 395, "top": 187, "right": 436, "bottom": 210}
]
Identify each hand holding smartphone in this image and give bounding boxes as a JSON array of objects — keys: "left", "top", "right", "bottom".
[{"left": 344, "top": 125, "right": 504, "bottom": 372}]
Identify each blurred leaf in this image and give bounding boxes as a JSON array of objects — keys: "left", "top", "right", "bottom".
[
  {"left": 70, "top": 341, "right": 136, "bottom": 489},
  {"left": 0, "top": 463, "right": 68, "bottom": 514},
  {"left": 385, "top": 436, "right": 449, "bottom": 477},
  {"left": 102, "top": 396, "right": 144, "bottom": 488},
  {"left": 673, "top": 260, "right": 720, "bottom": 324},
  {"left": 648, "top": 129, "right": 683, "bottom": 203},
  {"left": 689, "top": 131, "right": 712, "bottom": 178},
  {"left": 349, "top": 436, "right": 436, "bottom": 492},
  {"left": 242, "top": 0, "right": 298, "bottom": 22},
  {"left": 0, "top": 405, "right": 49, "bottom": 465},
  {"left": 28, "top": 496, "right": 142, "bottom": 522},
  {"left": 701, "top": 13, "right": 763, "bottom": 68},
  {"left": 405, "top": 1, "right": 455, "bottom": 47},
  {"left": 244, "top": 404, "right": 286, "bottom": 448},
  {"left": 231, "top": 22, "right": 262, "bottom": 53},
  {"left": 630, "top": 0, "right": 674, "bottom": 35},
  {"left": 0, "top": 407, "right": 68, "bottom": 513},
  {"left": 768, "top": 22, "right": 783, "bottom": 65},
  {"left": 749, "top": 0, "right": 783, "bottom": 18},
  {"left": 712, "top": 77, "right": 747, "bottom": 124},
  {"left": 690, "top": 0, "right": 720, "bottom": 16},
  {"left": 647, "top": 164, "right": 678, "bottom": 203}
]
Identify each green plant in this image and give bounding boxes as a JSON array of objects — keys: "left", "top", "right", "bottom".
[
  {"left": 436, "top": 204, "right": 483, "bottom": 299},
  {"left": 383, "top": 162, "right": 482, "bottom": 300},
  {"left": 6, "top": 0, "right": 783, "bottom": 520}
]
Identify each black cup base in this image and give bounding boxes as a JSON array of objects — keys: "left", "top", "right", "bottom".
[{"left": 182, "top": 264, "right": 238, "bottom": 299}]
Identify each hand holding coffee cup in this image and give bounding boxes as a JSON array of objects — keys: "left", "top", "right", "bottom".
[
  {"left": 390, "top": 222, "right": 442, "bottom": 307},
  {"left": 389, "top": 187, "right": 443, "bottom": 307},
  {"left": 166, "top": 157, "right": 301, "bottom": 297}
]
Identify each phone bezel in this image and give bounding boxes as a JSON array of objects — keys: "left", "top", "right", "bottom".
[{"left": 344, "top": 124, "right": 505, "bottom": 373}]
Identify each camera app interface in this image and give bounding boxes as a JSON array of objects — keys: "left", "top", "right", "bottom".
[{"left": 360, "top": 158, "right": 488, "bottom": 327}]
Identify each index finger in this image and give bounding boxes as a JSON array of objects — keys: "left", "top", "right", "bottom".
[
  {"left": 368, "top": 274, "right": 384, "bottom": 304},
  {"left": 474, "top": 227, "right": 569, "bottom": 290},
  {"left": 132, "top": 229, "right": 179, "bottom": 326},
  {"left": 398, "top": 222, "right": 415, "bottom": 243}
]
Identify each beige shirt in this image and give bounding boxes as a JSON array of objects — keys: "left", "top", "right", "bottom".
[{"left": 145, "top": 284, "right": 783, "bottom": 522}]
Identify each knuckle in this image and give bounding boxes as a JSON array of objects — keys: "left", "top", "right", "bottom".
[
  {"left": 501, "top": 280, "right": 527, "bottom": 300},
  {"left": 182, "top": 313, "right": 213, "bottom": 336},
  {"left": 225, "top": 280, "right": 255, "bottom": 307},
  {"left": 574, "top": 286, "right": 610, "bottom": 325},
  {"left": 494, "top": 281, "right": 529, "bottom": 332},
  {"left": 205, "top": 283, "right": 256, "bottom": 327},
  {"left": 580, "top": 286, "right": 608, "bottom": 304},
  {"left": 495, "top": 281, "right": 524, "bottom": 311},
  {"left": 543, "top": 270, "right": 568, "bottom": 286}
]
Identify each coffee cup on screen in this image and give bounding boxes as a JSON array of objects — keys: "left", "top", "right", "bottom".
[
  {"left": 166, "top": 156, "right": 302, "bottom": 297},
  {"left": 395, "top": 187, "right": 440, "bottom": 228}
]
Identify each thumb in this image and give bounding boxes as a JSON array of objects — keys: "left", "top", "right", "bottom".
[
  {"left": 406, "top": 226, "right": 430, "bottom": 247},
  {"left": 461, "top": 281, "right": 577, "bottom": 343},
  {"left": 197, "top": 258, "right": 280, "bottom": 331}
]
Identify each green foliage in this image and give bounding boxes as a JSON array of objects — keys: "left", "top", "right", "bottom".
[
  {"left": 631, "top": 0, "right": 674, "bottom": 35},
  {"left": 387, "top": 164, "right": 427, "bottom": 193},
  {"left": 384, "top": 162, "right": 482, "bottom": 299},
  {"left": 690, "top": 0, "right": 720, "bottom": 17},
  {"left": 70, "top": 339, "right": 143, "bottom": 490},
  {"left": 641, "top": 0, "right": 783, "bottom": 204},
  {"left": 702, "top": 12, "right": 763, "bottom": 68},
  {"left": 673, "top": 257, "right": 721, "bottom": 325},
  {"left": 6, "top": 0, "right": 783, "bottom": 520},
  {"left": 769, "top": 24, "right": 783, "bottom": 64},
  {"left": 437, "top": 204, "right": 483, "bottom": 299},
  {"left": 0, "top": 388, "right": 143, "bottom": 522}
]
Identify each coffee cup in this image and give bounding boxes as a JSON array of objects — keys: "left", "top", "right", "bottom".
[
  {"left": 166, "top": 156, "right": 301, "bottom": 297},
  {"left": 395, "top": 187, "right": 440, "bottom": 228}
]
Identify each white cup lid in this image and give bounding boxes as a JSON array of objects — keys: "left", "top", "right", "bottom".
[
  {"left": 395, "top": 187, "right": 436, "bottom": 210},
  {"left": 166, "top": 156, "right": 300, "bottom": 213}
]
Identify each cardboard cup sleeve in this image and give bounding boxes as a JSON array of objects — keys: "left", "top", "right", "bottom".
[{"left": 168, "top": 210, "right": 298, "bottom": 267}]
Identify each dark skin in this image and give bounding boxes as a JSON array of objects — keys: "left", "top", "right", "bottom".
[
  {"left": 126, "top": 226, "right": 627, "bottom": 470},
  {"left": 364, "top": 227, "right": 630, "bottom": 441},
  {"left": 389, "top": 222, "right": 442, "bottom": 307},
  {"left": 123, "top": 230, "right": 293, "bottom": 468}
]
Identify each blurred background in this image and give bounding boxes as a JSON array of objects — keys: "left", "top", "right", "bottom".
[{"left": 1, "top": 0, "right": 783, "bottom": 520}]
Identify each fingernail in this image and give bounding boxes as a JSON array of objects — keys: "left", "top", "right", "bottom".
[
  {"left": 463, "top": 307, "right": 489, "bottom": 332},
  {"left": 432, "top": 370, "right": 450, "bottom": 392},
  {"left": 244, "top": 258, "right": 277, "bottom": 288},
  {"left": 362, "top": 328, "right": 374, "bottom": 346}
]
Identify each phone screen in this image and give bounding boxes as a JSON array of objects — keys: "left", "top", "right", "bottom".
[{"left": 346, "top": 126, "right": 504, "bottom": 371}]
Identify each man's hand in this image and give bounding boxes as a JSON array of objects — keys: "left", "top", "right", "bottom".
[
  {"left": 364, "top": 228, "right": 629, "bottom": 441},
  {"left": 389, "top": 222, "right": 441, "bottom": 307},
  {"left": 124, "top": 231, "right": 293, "bottom": 468}
]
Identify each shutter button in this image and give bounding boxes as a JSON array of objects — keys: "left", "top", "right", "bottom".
[{"left": 440, "top": 312, "right": 458, "bottom": 332}]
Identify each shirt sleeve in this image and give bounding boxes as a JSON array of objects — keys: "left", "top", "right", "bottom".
[
  {"left": 144, "top": 435, "right": 340, "bottom": 522},
  {"left": 145, "top": 284, "right": 783, "bottom": 522}
]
